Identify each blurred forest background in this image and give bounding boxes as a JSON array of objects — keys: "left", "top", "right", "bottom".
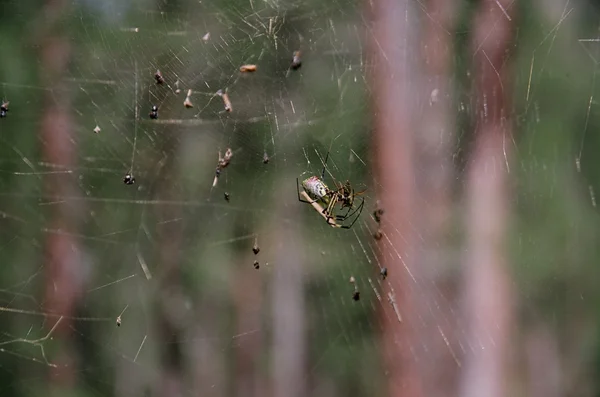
[{"left": 0, "top": 0, "right": 600, "bottom": 396}]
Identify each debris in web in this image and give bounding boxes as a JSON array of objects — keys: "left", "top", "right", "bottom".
[
  {"left": 224, "top": 192, "right": 230, "bottom": 202},
  {"left": 123, "top": 173, "right": 135, "bottom": 185},
  {"left": 183, "top": 89, "right": 194, "bottom": 108},
  {"left": 253, "top": 260, "right": 259, "bottom": 270},
  {"left": 174, "top": 79, "right": 181, "bottom": 94},
  {"left": 350, "top": 276, "right": 360, "bottom": 301},
  {"left": 240, "top": 64, "right": 257, "bottom": 73},
  {"left": 154, "top": 69, "right": 165, "bottom": 85},
  {"left": 216, "top": 89, "right": 232, "bottom": 112},
  {"left": 116, "top": 305, "right": 128, "bottom": 327},
  {"left": 220, "top": 148, "right": 233, "bottom": 168},
  {"left": 373, "top": 201, "right": 384, "bottom": 223},
  {"left": 290, "top": 50, "right": 302, "bottom": 70},
  {"left": 202, "top": 32, "right": 210, "bottom": 42},
  {"left": 380, "top": 267, "right": 388, "bottom": 280},
  {"left": 93, "top": 125, "right": 101, "bottom": 134},
  {"left": 252, "top": 237, "right": 260, "bottom": 255},
  {"left": 263, "top": 151, "right": 270, "bottom": 164},
  {"left": 213, "top": 147, "right": 233, "bottom": 187},
  {"left": 149, "top": 105, "right": 158, "bottom": 119},
  {"left": 0, "top": 101, "right": 9, "bottom": 118}
]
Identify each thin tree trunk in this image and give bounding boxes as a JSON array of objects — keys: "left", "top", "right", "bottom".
[
  {"left": 271, "top": 179, "right": 306, "bottom": 397},
  {"left": 232, "top": 248, "right": 264, "bottom": 397},
  {"left": 369, "top": 0, "right": 422, "bottom": 396},
  {"left": 460, "top": 1, "right": 516, "bottom": 396},
  {"left": 413, "top": 1, "right": 461, "bottom": 395},
  {"left": 154, "top": 156, "right": 185, "bottom": 397},
  {"left": 39, "top": 0, "right": 81, "bottom": 387}
]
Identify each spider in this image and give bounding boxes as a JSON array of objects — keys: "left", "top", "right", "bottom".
[{"left": 297, "top": 151, "right": 365, "bottom": 229}]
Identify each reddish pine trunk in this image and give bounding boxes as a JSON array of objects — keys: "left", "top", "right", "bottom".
[
  {"left": 460, "top": 1, "right": 516, "bottom": 396},
  {"left": 413, "top": 1, "right": 461, "bottom": 395},
  {"left": 369, "top": 0, "right": 423, "bottom": 396},
  {"left": 39, "top": 0, "right": 81, "bottom": 387}
]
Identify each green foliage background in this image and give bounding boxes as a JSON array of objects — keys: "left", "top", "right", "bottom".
[{"left": 0, "top": 0, "right": 599, "bottom": 396}]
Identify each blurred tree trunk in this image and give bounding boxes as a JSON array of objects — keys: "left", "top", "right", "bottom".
[
  {"left": 153, "top": 151, "right": 185, "bottom": 397},
  {"left": 232, "top": 248, "right": 265, "bottom": 397},
  {"left": 368, "top": 0, "right": 422, "bottom": 396},
  {"left": 413, "top": 1, "right": 461, "bottom": 395},
  {"left": 38, "top": 0, "right": 82, "bottom": 389},
  {"left": 460, "top": 1, "right": 516, "bottom": 397},
  {"left": 271, "top": 180, "right": 306, "bottom": 397}
]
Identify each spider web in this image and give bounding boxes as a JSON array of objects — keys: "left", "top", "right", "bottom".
[{"left": 0, "top": 0, "right": 600, "bottom": 396}]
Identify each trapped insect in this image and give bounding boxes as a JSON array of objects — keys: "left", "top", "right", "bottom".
[
  {"left": 253, "top": 260, "right": 260, "bottom": 269},
  {"left": 373, "top": 202, "right": 384, "bottom": 223},
  {"left": 297, "top": 151, "right": 365, "bottom": 229},
  {"left": 224, "top": 192, "right": 230, "bottom": 202},
  {"left": 373, "top": 229, "right": 383, "bottom": 240},
  {"left": 149, "top": 105, "right": 158, "bottom": 119},
  {"left": 123, "top": 173, "right": 135, "bottom": 185},
  {"left": 252, "top": 238, "right": 260, "bottom": 255},
  {"left": 0, "top": 101, "right": 9, "bottom": 118},
  {"left": 154, "top": 70, "right": 165, "bottom": 85},
  {"left": 291, "top": 51, "right": 302, "bottom": 70},
  {"left": 350, "top": 276, "right": 360, "bottom": 301},
  {"left": 263, "top": 151, "right": 270, "bottom": 164},
  {"left": 380, "top": 267, "right": 388, "bottom": 280}
]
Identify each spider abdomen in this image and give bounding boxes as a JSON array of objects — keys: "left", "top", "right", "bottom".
[{"left": 302, "top": 176, "right": 329, "bottom": 202}]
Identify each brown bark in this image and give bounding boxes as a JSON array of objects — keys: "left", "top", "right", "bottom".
[
  {"left": 369, "top": 0, "right": 422, "bottom": 396},
  {"left": 413, "top": 1, "right": 461, "bottom": 395},
  {"left": 38, "top": 0, "right": 81, "bottom": 387},
  {"left": 460, "top": 1, "right": 516, "bottom": 396}
]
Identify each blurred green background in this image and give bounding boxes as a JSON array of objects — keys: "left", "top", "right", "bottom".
[{"left": 0, "top": 0, "right": 600, "bottom": 396}]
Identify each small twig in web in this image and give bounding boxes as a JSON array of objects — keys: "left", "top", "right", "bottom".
[{"left": 0, "top": 316, "right": 63, "bottom": 367}]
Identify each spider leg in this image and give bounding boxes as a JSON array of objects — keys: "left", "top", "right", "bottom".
[
  {"left": 323, "top": 192, "right": 338, "bottom": 219},
  {"left": 342, "top": 198, "right": 364, "bottom": 221},
  {"left": 335, "top": 203, "right": 353, "bottom": 221},
  {"left": 339, "top": 197, "right": 365, "bottom": 229}
]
